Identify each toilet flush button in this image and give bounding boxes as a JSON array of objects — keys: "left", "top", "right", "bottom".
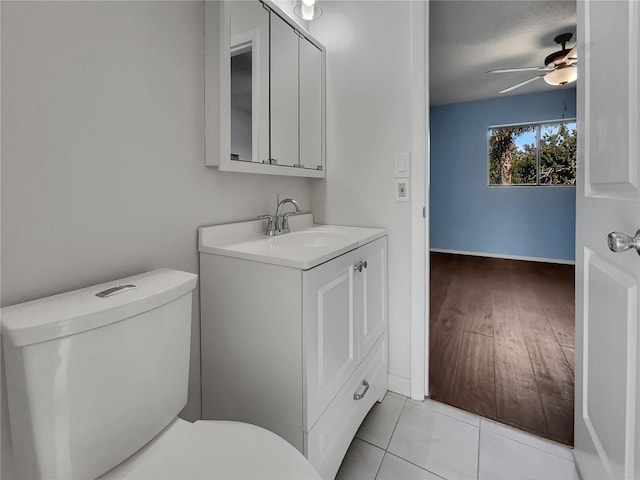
[{"left": 95, "top": 284, "right": 138, "bottom": 298}]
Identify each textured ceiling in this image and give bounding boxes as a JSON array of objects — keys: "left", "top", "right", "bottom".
[{"left": 429, "top": 0, "right": 577, "bottom": 106}]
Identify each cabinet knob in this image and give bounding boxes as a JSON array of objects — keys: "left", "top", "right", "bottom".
[{"left": 353, "top": 261, "right": 368, "bottom": 272}]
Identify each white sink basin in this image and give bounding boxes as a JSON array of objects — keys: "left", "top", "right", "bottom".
[
  {"left": 267, "top": 230, "right": 349, "bottom": 249},
  {"left": 199, "top": 214, "right": 386, "bottom": 270}
]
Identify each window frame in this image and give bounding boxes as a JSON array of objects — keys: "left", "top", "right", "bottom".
[{"left": 487, "top": 118, "right": 577, "bottom": 188}]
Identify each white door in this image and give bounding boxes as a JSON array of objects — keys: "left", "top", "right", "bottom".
[{"left": 574, "top": 1, "right": 640, "bottom": 478}]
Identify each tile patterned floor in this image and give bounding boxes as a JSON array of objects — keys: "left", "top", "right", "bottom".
[{"left": 336, "top": 392, "right": 578, "bottom": 480}]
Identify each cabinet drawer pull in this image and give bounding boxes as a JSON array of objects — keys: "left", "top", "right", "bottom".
[{"left": 353, "top": 380, "right": 370, "bottom": 400}]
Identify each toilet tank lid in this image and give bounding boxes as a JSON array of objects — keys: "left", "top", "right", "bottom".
[{"left": 1, "top": 269, "right": 198, "bottom": 347}]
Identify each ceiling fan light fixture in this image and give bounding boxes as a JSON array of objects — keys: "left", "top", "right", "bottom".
[
  {"left": 488, "top": 31, "right": 578, "bottom": 94},
  {"left": 544, "top": 49, "right": 572, "bottom": 68},
  {"left": 544, "top": 65, "right": 577, "bottom": 86}
]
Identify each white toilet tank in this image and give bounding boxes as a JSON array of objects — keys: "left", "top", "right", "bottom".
[{"left": 1, "top": 268, "right": 198, "bottom": 480}]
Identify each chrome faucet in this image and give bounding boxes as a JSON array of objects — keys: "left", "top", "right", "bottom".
[
  {"left": 258, "top": 197, "right": 303, "bottom": 236},
  {"left": 276, "top": 198, "right": 303, "bottom": 231}
]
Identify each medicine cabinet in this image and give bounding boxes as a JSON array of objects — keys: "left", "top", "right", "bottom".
[{"left": 205, "top": 0, "right": 326, "bottom": 177}]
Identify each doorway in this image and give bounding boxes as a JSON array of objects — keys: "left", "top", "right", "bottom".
[{"left": 426, "top": 0, "right": 577, "bottom": 446}]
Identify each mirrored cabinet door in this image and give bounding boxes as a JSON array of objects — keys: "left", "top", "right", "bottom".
[
  {"left": 229, "top": 1, "right": 269, "bottom": 164},
  {"left": 299, "top": 37, "right": 323, "bottom": 170},
  {"left": 270, "top": 15, "right": 299, "bottom": 167},
  {"left": 206, "top": 0, "right": 325, "bottom": 177}
]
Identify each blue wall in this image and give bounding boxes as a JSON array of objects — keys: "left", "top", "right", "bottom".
[{"left": 430, "top": 89, "right": 576, "bottom": 261}]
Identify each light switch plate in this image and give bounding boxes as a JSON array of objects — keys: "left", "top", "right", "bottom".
[
  {"left": 394, "top": 153, "right": 411, "bottom": 178},
  {"left": 395, "top": 178, "right": 409, "bottom": 202}
]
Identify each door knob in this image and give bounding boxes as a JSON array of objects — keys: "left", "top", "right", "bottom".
[{"left": 607, "top": 230, "right": 640, "bottom": 255}]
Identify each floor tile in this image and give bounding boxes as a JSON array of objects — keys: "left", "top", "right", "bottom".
[
  {"left": 336, "top": 438, "right": 385, "bottom": 480},
  {"left": 388, "top": 402, "right": 479, "bottom": 480},
  {"left": 376, "top": 453, "right": 443, "bottom": 480},
  {"left": 409, "top": 398, "right": 481, "bottom": 427},
  {"left": 478, "top": 430, "right": 578, "bottom": 480},
  {"left": 480, "top": 419, "right": 574, "bottom": 461},
  {"left": 356, "top": 393, "right": 406, "bottom": 449},
  {"left": 386, "top": 391, "right": 407, "bottom": 400}
]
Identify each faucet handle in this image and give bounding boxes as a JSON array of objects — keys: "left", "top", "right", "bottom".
[
  {"left": 282, "top": 210, "right": 303, "bottom": 231},
  {"left": 258, "top": 214, "right": 277, "bottom": 236},
  {"left": 258, "top": 214, "right": 275, "bottom": 226}
]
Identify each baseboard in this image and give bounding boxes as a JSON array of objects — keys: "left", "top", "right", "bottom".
[
  {"left": 387, "top": 374, "right": 411, "bottom": 397},
  {"left": 429, "top": 248, "right": 575, "bottom": 265}
]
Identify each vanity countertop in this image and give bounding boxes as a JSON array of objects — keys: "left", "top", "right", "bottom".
[{"left": 198, "top": 214, "right": 386, "bottom": 270}]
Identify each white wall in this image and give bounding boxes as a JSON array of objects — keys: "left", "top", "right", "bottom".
[
  {"left": 1, "top": 1, "right": 311, "bottom": 476},
  {"left": 309, "top": 1, "right": 422, "bottom": 393}
]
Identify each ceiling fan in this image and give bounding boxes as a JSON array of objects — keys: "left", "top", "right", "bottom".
[{"left": 487, "top": 33, "right": 578, "bottom": 94}]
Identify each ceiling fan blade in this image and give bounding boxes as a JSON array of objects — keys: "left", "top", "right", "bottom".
[
  {"left": 487, "top": 66, "right": 553, "bottom": 74},
  {"left": 499, "top": 75, "right": 546, "bottom": 94},
  {"left": 562, "top": 47, "right": 578, "bottom": 64}
]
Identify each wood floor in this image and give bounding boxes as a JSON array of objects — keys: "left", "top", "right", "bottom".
[{"left": 429, "top": 253, "right": 575, "bottom": 446}]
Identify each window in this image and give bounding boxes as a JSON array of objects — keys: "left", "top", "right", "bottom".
[{"left": 488, "top": 120, "right": 577, "bottom": 186}]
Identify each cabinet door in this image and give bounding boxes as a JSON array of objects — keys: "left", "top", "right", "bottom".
[
  {"left": 269, "top": 12, "right": 298, "bottom": 166},
  {"left": 229, "top": 1, "right": 269, "bottom": 164},
  {"left": 303, "top": 252, "right": 358, "bottom": 430},
  {"left": 299, "top": 36, "right": 323, "bottom": 170},
  {"left": 355, "top": 238, "right": 388, "bottom": 362}
]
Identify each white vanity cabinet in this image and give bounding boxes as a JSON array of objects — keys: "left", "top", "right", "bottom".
[
  {"left": 200, "top": 224, "right": 387, "bottom": 480},
  {"left": 304, "top": 238, "right": 387, "bottom": 429},
  {"left": 303, "top": 239, "right": 388, "bottom": 478}
]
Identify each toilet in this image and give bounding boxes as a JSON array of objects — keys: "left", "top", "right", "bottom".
[{"left": 1, "top": 268, "right": 320, "bottom": 480}]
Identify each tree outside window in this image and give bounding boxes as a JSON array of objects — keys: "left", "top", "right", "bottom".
[{"left": 489, "top": 121, "right": 577, "bottom": 186}]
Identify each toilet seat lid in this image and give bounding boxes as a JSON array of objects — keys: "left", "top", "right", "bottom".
[{"left": 98, "top": 418, "right": 320, "bottom": 480}]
